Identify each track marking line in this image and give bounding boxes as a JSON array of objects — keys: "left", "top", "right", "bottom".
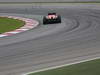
[{"left": 22, "top": 57, "right": 100, "bottom": 75}]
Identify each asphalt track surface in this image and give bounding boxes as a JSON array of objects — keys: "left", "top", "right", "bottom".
[{"left": 0, "top": 4, "right": 100, "bottom": 75}]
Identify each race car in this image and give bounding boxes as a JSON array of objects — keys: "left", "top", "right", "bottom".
[{"left": 43, "top": 13, "right": 61, "bottom": 25}]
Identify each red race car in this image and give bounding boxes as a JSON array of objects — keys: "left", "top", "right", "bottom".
[{"left": 43, "top": 13, "right": 61, "bottom": 25}]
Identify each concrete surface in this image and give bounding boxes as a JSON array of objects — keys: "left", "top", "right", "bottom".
[{"left": 0, "top": 0, "right": 99, "bottom": 2}]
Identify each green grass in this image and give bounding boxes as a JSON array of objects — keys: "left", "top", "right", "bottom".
[
  {"left": 0, "top": 17, "right": 25, "bottom": 34},
  {"left": 29, "top": 59, "right": 100, "bottom": 75}
]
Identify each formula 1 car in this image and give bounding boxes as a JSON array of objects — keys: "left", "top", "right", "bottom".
[{"left": 43, "top": 13, "right": 61, "bottom": 25}]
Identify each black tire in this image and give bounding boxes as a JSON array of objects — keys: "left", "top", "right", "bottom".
[
  {"left": 43, "top": 17, "right": 47, "bottom": 25},
  {"left": 57, "top": 16, "right": 61, "bottom": 23}
]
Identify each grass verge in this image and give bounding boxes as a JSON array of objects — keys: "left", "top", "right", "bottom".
[
  {"left": 29, "top": 59, "right": 100, "bottom": 75},
  {"left": 0, "top": 17, "right": 25, "bottom": 34}
]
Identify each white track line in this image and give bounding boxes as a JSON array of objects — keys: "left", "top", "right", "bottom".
[
  {"left": 0, "top": 16, "right": 39, "bottom": 37},
  {"left": 22, "top": 57, "right": 100, "bottom": 75}
]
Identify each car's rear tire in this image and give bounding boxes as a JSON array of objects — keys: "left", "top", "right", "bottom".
[
  {"left": 43, "top": 17, "right": 47, "bottom": 25},
  {"left": 57, "top": 16, "right": 61, "bottom": 23}
]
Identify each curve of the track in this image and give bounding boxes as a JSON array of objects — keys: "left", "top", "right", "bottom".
[{"left": 0, "top": 4, "right": 100, "bottom": 75}]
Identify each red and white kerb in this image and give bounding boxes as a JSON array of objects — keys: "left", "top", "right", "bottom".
[{"left": 0, "top": 16, "right": 39, "bottom": 37}]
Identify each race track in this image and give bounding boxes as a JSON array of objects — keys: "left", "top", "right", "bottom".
[{"left": 0, "top": 4, "right": 100, "bottom": 75}]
